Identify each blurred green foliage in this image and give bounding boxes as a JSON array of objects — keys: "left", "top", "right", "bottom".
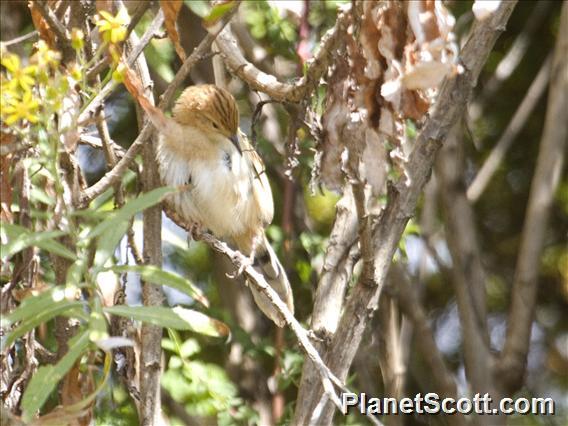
[{"left": 1, "top": 0, "right": 566, "bottom": 425}]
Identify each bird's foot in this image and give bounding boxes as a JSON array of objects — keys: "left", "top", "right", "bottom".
[
  {"left": 226, "top": 254, "right": 254, "bottom": 279},
  {"left": 187, "top": 222, "right": 204, "bottom": 241}
]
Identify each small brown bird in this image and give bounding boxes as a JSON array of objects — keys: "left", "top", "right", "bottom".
[{"left": 155, "top": 85, "right": 294, "bottom": 326}]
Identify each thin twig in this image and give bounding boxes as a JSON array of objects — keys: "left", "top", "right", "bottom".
[
  {"left": 79, "top": 134, "right": 126, "bottom": 158},
  {"left": 214, "top": 7, "right": 349, "bottom": 103},
  {"left": 126, "top": 1, "right": 150, "bottom": 35},
  {"left": 158, "top": 5, "right": 238, "bottom": 111},
  {"left": 436, "top": 125, "right": 493, "bottom": 398},
  {"left": 162, "top": 203, "right": 351, "bottom": 416},
  {"left": 80, "top": 9, "right": 165, "bottom": 124},
  {"left": 86, "top": 1, "right": 151, "bottom": 80},
  {"left": 293, "top": 2, "right": 519, "bottom": 423},
  {"left": 0, "top": 31, "right": 38, "bottom": 47},
  {"left": 388, "top": 264, "right": 459, "bottom": 400},
  {"left": 250, "top": 99, "right": 281, "bottom": 147},
  {"left": 470, "top": 0, "right": 552, "bottom": 119},
  {"left": 33, "top": 1, "right": 71, "bottom": 50},
  {"left": 498, "top": 1, "right": 567, "bottom": 392},
  {"left": 467, "top": 54, "right": 552, "bottom": 202},
  {"left": 199, "top": 233, "right": 347, "bottom": 410}
]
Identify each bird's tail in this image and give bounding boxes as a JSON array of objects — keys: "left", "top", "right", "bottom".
[{"left": 238, "top": 234, "right": 294, "bottom": 327}]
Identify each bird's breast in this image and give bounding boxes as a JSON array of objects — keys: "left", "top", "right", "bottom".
[{"left": 157, "top": 136, "right": 260, "bottom": 238}]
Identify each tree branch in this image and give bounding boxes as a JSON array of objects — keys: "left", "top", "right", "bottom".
[
  {"left": 470, "top": 0, "right": 552, "bottom": 120},
  {"left": 388, "top": 264, "right": 459, "bottom": 401},
  {"left": 436, "top": 125, "right": 495, "bottom": 407},
  {"left": 214, "top": 8, "right": 349, "bottom": 103},
  {"left": 293, "top": 2, "right": 518, "bottom": 424},
  {"left": 497, "top": 0, "right": 567, "bottom": 393},
  {"left": 33, "top": 1, "right": 71, "bottom": 50},
  {"left": 467, "top": 54, "right": 552, "bottom": 202},
  {"left": 120, "top": 14, "right": 165, "bottom": 422},
  {"left": 162, "top": 204, "right": 384, "bottom": 424}
]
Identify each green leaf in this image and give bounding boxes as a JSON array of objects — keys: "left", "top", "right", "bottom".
[
  {"left": 30, "top": 187, "right": 55, "bottom": 205},
  {"left": 204, "top": 1, "right": 236, "bottom": 23},
  {"left": 184, "top": 0, "right": 210, "bottom": 18},
  {"left": 179, "top": 337, "right": 200, "bottom": 359},
  {"left": 105, "top": 306, "right": 230, "bottom": 338},
  {"left": 1, "top": 223, "right": 76, "bottom": 260},
  {"left": 87, "top": 187, "right": 173, "bottom": 240},
  {"left": 89, "top": 298, "right": 109, "bottom": 342},
  {"left": 403, "top": 219, "right": 421, "bottom": 236},
  {"left": 405, "top": 119, "right": 417, "bottom": 139},
  {"left": 21, "top": 330, "right": 90, "bottom": 422},
  {"left": 108, "top": 265, "right": 209, "bottom": 307},
  {"left": 2, "top": 287, "right": 85, "bottom": 349},
  {"left": 92, "top": 219, "right": 130, "bottom": 269}
]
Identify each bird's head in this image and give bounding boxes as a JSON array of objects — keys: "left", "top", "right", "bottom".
[{"left": 172, "top": 85, "right": 241, "bottom": 152}]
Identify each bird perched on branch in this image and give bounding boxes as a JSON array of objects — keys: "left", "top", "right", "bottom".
[{"left": 155, "top": 85, "right": 294, "bottom": 327}]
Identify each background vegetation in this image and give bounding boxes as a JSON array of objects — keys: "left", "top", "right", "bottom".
[{"left": 0, "top": 1, "right": 566, "bottom": 425}]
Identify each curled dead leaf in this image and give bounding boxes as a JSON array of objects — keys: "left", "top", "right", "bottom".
[
  {"left": 28, "top": 2, "right": 57, "bottom": 49},
  {"left": 160, "top": 0, "right": 187, "bottom": 61}
]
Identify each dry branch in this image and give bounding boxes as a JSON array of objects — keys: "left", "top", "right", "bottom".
[
  {"left": 162, "top": 204, "right": 385, "bottom": 424},
  {"left": 293, "top": 2, "right": 518, "bottom": 424},
  {"left": 467, "top": 54, "right": 552, "bottom": 202},
  {"left": 33, "top": 1, "right": 71, "bottom": 49},
  {"left": 214, "top": 8, "right": 349, "bottom": 103},
  {"left": 436, "top": 125, "right": 494, "bottom": 405},
  {"left": 389, "top": 264, "right": 459, "bottom": 400},
  {"left": 498, "top": 1, "right": 567, "bottom": 393},
  {"left": 470, "top": 0, "right": 552, "bottom": 119},
  {"left": 120, "top": 19, "right": 165, "bottom": 424}
]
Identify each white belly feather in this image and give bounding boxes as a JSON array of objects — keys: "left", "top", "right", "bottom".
[{"left": 157, "top": 135, "right": 258, "bottom": 238}]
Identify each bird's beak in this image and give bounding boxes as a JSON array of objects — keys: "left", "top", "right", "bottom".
[{"left": 230, "top": 134, "right": 242, "bottom": 155}]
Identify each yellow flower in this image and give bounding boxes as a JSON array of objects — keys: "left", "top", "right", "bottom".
[
  {"left": 31, "top": 40, "right": 61, "bottom": 69},
  {"left": 95, "top": 8, "right": 130, "bottom": 44},
  {"left": 1, "top": 53, "right": 37, "bottom": 92},
  {"left": 2, "top": 91, "right": 40, "bottom": 125},
  {"left": 69, "top": 63, "right": 82, "bottom": 81},
  {"left": 111, "top": 62, "right": 126, "bottom": 83},
  {"left": 71, "top": 28, "right": 85, "bottom": 51}
]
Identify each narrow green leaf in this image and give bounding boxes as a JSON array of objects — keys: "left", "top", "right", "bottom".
[
  {"left": 2, "top": 288, "right": 85, "bottom": 349},
  {"left": 89, "top": 298, "right": 109, "bottom": 342},
  {"left": 184, "top": 0, "right": 210, "bottom": 17},
  {"left": 21, "top": 330, "right": 90, "bottom": 422},
  {"left": 30, "top": 187, "right": 55, "bottom": 205},
  {"left": 92, "top": 220, "right": 130, "bottom": 269},
  {"left": 204, "top": 1, "right": 236, "bottom": 23},
  {"left": 104, "top": 306, "right": 229, "bottom": 338},
  {"left": 3, "top": 287, "right": 62, "bottom": 325},
  {"left": 87, "top": 186, "right": 173, "bottom": 240},
  {"left": 109, "top": 265, "right": 209, "bottom": 307},
  {"left": 1, "top": 223, "right": 76, "bottom": 260}
]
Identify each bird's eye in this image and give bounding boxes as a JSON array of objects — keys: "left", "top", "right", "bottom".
[{"left": 212, "top": 122, "right": 219, "bottom": 129}]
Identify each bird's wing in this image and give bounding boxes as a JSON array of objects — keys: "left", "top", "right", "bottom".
[{"left": 239, "top": 130, "right": 274, "bottom": 226}]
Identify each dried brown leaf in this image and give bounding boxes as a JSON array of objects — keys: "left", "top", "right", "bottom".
[
  {"left": 401, "top": 89, "right": 430, "bottom": 121},
  {"left": 0, "top": 133, "right": 14, "bottom": 224},
  {"left": 28, "top": 2, "right": 56, "bottom": 49},
  {"left": 122, "top": 65, "right": 167, "bottom": 128},
  {"left": 160, "top": 0, "right": 187, "bottom": 61}
]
